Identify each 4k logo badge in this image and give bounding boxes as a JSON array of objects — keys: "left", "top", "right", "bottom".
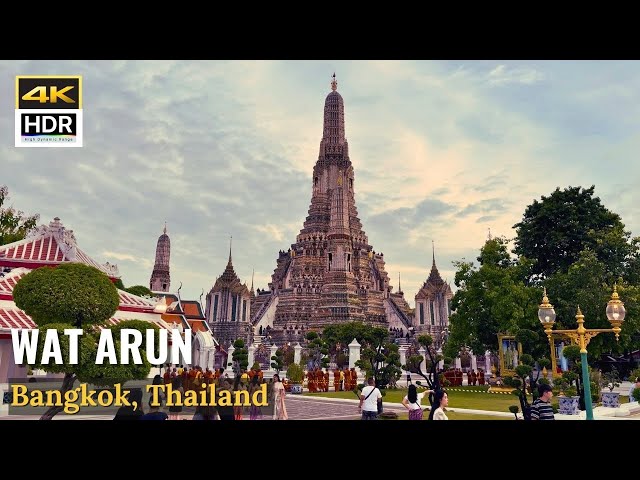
[{"left": 15, "top": 75, "right": 83, "bottom": 147}]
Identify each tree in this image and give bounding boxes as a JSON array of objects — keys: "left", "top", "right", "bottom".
[
  {"left": 0, "top": 185, "right": 39, "bottom": 246},
  {"left": 544, "top": 249, "right": 640, "bottom": 360},
  {"left": 502, "top": 329, "right": 550, "bottom": 420},
  {"left": 12, "top": 263, "right": 155, "bottom": 419},
  {"left": 271, "top": 348, "right": 284, "bottom": 374},
  {"left": 125, "top": 285, "right": 153, "bottom": 298},
  {"left": 447, "top": 237, "right": 540, "bottom": 357},
  {"left": 230, "top": 339, "right": 248, "bottom": 376},
  {"left": 403, "top": 334, "right": 452, "bottom": 419},
  {"left": 354, "top": 326, "right": 402, "bottom": 389},
  {"left": 513, "top": 185, "right": 633, "bottom": 281},
  {"left": 305, "top": 331, "right": 329, "bottom": 370}
]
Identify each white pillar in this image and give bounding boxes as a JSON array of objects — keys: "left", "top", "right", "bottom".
[
  {"left": 455, "top": 357, "right": 462, "bottom": 369},
  {"left": 269, "top": 344, "right": 279, "bottom": 372},
  {"left": 207, "top": 348, "right": 215, "bottom": 371},
  {"left": 418, "top": 347, "right": 427, "bottom": 373},
  {"left": 471, "top": 351, "right": 478, "bottom": 371},
  {"left": 294, "top": 342, "right": 302, "bottom": 365},
  {"left": 485, "top": 350, "right": 492, "bottom": 373},
  {"left": 437, "top": 348, "right": 444, "bottom": 370},
  {"left": 398, "top": 345, "right": 408, "bottom": 373},
  {"left": 348, "top": 338, "right": 361, "bottom": 369},
  {"left": 225, "top": 344, "right": 235, "bottom": 376},
  {"left": 248, "top": 344, "right": 256, "bottom": 369}
]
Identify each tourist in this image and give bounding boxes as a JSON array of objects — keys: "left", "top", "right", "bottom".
[
  {"left": 628, "top": 377, "right": 640, "bottom": 402},
  {"left": 216, "top": 378, "right": 235, "bottom": 421},
  {"left": 432, "top": 389, "right": 449, "bottom": 420},
  {"left": 402, "top": 384, "right": 432, "bottom": 420},
  {"left": 530, "top": 383, "right": 555, "bottom": 420},
  {"left": 248, "top": 376, "right": 263, "bottom": 420},
  {"left": 273, "top": 374, "right": 288, "bottom": 420},
  {"left": 168, "top": 376, "right": 184, "bottom": 420},
  {"left": 140, "top": 398, "right": 168, "bottom": 420},
  {"left": 358, "top": 377, "right": 382, "bottom": 420},
  {"left": 113, "top": 388, "right": 144, "bottom": 420}
]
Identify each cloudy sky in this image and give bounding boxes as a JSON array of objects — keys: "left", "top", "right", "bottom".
[{"left": 2, "top": 60, "right": 639, "bottom": 305}]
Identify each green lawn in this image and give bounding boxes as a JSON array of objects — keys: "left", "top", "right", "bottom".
[{"left": 304, "top": 386, "right": 531, "bottom": 413}]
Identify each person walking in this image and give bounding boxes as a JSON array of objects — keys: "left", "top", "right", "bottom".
[
  {"left": 273, "top": 374, "right": 288, "bottom": 420},
  {"left": 358, "top": 377, "right": 382, "bottom": 420}
]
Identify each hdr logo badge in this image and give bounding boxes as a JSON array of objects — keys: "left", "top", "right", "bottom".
[{"left": 15, "top": 76, "right": 83, "bottom": 148}]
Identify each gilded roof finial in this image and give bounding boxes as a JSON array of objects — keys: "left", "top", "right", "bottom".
[
  {"left": 228, "top": 235, "right": 233, "bottom": 265},
  {"left": 331, "top": 72, "right": 337, "bottom": 91}
]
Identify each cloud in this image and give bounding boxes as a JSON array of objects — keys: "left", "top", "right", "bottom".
[
  {"left": 2, "top": 60, "right": 640, "bottom": 307},
  {"left": 487, "top": 64, "right": 545, "bottom": 86}
]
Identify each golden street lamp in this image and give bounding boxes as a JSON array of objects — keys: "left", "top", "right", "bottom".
[{"left": 538, "top": 285, "right": 626, "bottom": 420}]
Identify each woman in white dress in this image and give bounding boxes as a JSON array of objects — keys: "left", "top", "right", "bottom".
[
  {"left": 272, "top": 374, "right": 288, "bottom": 420},
  {"left": 432, "top": 389, "right": 449, "bottom": 420}
]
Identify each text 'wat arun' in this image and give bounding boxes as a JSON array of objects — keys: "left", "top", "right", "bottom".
[{"left": 252, "top": 75, "right": 413, "bottom": 344}]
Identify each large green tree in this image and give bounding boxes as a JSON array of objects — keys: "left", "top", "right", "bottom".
[
  {"left": 543, "top": 248, "right": 640, "bottom": 361},
  {"left": 0, "top": 185, "right": 39, "bottom": 246},
  {"left": 447, "top": 237, "right": 540, "bottom": 357},
  {"left": 513, "top": 185, "right": 634, "bottom": 281},
  {"left": 13, "top": 263, "right": 155, "bottom": 419},
  {"left": 322, "top": 321, "right": 401, "bottom": 388}
]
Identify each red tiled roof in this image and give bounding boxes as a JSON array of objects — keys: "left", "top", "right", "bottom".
[
  {"left": 0, "top": 308, "right": 37, "bottom": 329},
  {"left": 0, "top": 228, "right": 117, "bottom": 277},
  {"left": 0, "top": 269, "right": 29, "bottom": 294},
  {"left": 118, "top": 290, "right": 156, "bottom": 310},
  {"left": 0, "top": 237, "right": 65, "bottom": 262}
]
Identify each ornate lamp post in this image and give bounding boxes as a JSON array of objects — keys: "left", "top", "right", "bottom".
[{"left": 538, "top": 285, "right": 626, "bottom": 420}]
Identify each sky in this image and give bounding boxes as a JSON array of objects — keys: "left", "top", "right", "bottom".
[{"left": 2, "top": 60, "right": 639, "bottom": 306}]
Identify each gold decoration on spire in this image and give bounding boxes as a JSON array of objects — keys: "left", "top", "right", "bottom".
[
  {"left": 331, "top": 73, "right": 337, "bottom": 91},
  {"left": 337, "top": 170, "right": 343, "bottom": 186}
]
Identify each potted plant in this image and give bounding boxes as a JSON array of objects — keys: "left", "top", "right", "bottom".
[
  {"left": 286, "top": 363, "right": 305, "bottom": 394},
  {"left": 554, "top": 375, "right": 580, "bottom": 415},
  {"left": 600, "top": 368, "right": 621, "bottom": 408}
]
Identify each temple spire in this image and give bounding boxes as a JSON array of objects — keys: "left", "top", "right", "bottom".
[
  {"left": 398, "top": 272, "right": 402, "bottom": 294},
  {"left": 487, "top": 228, "right": 493, "bottom": 241},
  {"left": 250, "top": 268, "right": 254, "bottom": 292},
  {"left": 228, "top": 235, "right": 232, "bottom": 265},
  {"left": 150, "top": 223, "right": 171, "bottom": 292},
  {"left": 331, "top": 72, "right": 337, "bottom": 91},
  {"left": 432, "top": 240, "right": 436, "bottom": 267}
]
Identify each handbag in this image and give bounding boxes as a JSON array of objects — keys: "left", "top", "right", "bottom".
[{"left": 377, "top": 396, "right": 383, "bottom": 415}]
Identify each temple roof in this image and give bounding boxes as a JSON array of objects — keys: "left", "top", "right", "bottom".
[
  {"left": 211, "top": 241, "right": 250, "bottom": 295},
  {"left": 0, "top": 217, "right": 119, "bottom": 278}
]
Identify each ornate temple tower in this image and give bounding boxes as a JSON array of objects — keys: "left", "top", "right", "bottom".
[
  {"left": 204, "top": 239, "right": 252, "bottom": 347},
  {"left": 252, "top": 75, "right": 412, "bottom": 344},
  {"left": 414, "top": 243, "right": 453, "bottom": 345},
  {"left": 150, "top": 223, "right": 170, "bottom": 292}
]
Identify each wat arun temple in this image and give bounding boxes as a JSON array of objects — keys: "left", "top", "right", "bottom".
[{"left": 201, "top": 75, "right": 454, "bottom": 347}]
